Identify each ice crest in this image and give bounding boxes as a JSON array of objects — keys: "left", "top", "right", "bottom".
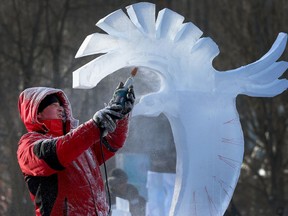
[{"left": 72, "top": 2, "right": 288, "bottom": 215}]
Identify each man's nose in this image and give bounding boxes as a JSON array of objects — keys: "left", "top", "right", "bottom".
[{"left": 58, "top": 106, "right": 64, "bottom": 112}]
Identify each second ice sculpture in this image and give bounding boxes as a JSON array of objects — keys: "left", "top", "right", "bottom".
[{"left": 72, "top": 2, "right": 288, "bottom": 216}]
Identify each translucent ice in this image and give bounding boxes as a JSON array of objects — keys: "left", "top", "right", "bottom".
[
  {"left": 72, "top": 2, "right": 288, "bottom": 216},
  {"left": 146, "top": 171, "right": 175, "bottom": 216},
  {"left": 111, "top": 197, "right": 131, "bottom": 216}
]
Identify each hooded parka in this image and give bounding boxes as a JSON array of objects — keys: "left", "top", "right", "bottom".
[{"left": 17, "top": 87, "right": 129, "bottom": 216}]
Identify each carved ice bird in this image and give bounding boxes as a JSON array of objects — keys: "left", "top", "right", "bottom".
[{"left": 72, "top": 2, "right": 288, "bottom": 215}]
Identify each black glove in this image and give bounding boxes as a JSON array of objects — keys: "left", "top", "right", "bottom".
[
  {"left": 122, "top": 85, "right": 135, "bottom": 115},
  {"left": 93, "top": 104, "right": 124, "bottom": 133},
  {"left": 109, "top": 82, "right": 135, "bottom": 115}
]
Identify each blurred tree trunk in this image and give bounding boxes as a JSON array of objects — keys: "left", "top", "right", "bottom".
[
  {"left": 0, "top": 0, "right": 47, "bottom": 214},
  {"left": 0, "top": 0, "right": 82, "bottom": 215},
  {"left": 44, "top": 0, "right": 71, "bottom": 87}
]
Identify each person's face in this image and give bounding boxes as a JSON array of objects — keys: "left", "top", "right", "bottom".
[{"left": 37, "top": 102, "right": 64, "bottom": 121}]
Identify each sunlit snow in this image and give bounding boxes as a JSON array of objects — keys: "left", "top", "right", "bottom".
[{"left": 72, "top": 2, "right": 288, "bottom": 216}]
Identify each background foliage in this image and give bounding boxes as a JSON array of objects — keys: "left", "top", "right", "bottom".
[{"left": 0, "top": 0, "right": 287, "bottom": 215}]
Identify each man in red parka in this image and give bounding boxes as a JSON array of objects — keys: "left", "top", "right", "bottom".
[{"left": 17, "top": 84, "right": 135, "bottom": 216}]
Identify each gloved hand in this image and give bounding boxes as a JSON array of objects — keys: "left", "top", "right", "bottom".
[
  {"left": 122, "top": 85, "right": 135, "bottom": 115},
  {"left": 109, "top": 82, "right": 135, "bottom": 115},
  {"left": 93, "top": 104, "right": 124, "bottom": 133}
]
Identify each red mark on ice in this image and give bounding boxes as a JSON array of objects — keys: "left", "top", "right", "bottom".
[
  {"left": 213, "top": 176, "right": 233, "bottom": 199},
  {"left": 223, "top": 118, "right": 239, "bottom": 125},
  {"left": 205, "top": 186, "right": 219, "bottom": 216},
  {"left": 218, "top": 155, "right": 241, "bottom": 170},
  {"left": 192, "top": 191, "right": 197, "bottom": 216},
  {"left": 221, "top": 138, "right": 242, "bottom": 146}
]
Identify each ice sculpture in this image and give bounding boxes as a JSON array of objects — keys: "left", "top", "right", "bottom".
[
  {"left": 146, "top": 171, "right": 175, "bottom": 216},
  {"left": 112, "top": 197, "right": 131, "bottom": 216},
  {"left": 72, "top": 2, "right": 288, "bottom": 216}
]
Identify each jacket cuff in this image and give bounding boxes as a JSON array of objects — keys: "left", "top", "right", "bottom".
[
  {"left": 105, "top": 115, "right": 129, "bottom": 150},
  {"left": 101, "top": 137, "right": 119, "bottom": 152}
]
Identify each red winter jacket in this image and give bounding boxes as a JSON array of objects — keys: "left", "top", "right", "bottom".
[{"left": 17, "top": 87, "right": 129, "bottom": 216}]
